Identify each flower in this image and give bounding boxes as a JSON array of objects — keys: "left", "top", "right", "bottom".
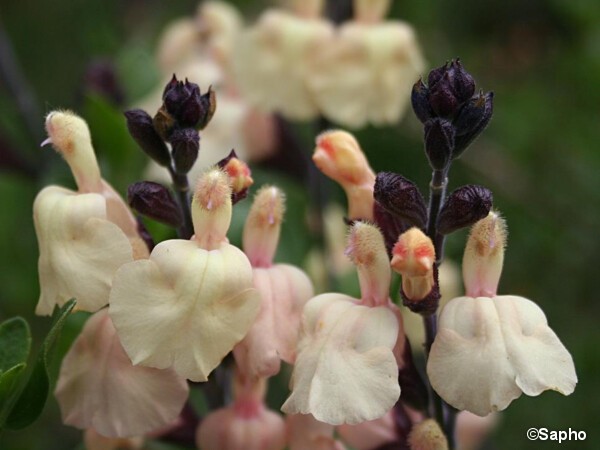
[
  {"left": 307, "top": 0, "right": 424, "bottom": 128},
  {"left": 109, "top": 168, "right": 260, "bottom": 381},
  {"left": 233, "top": 186, "right": 314, "bottom": 379},
  {"left": 55, "top": 309, "right": 188, "bottom": 437},
  {"left": 234, "top": 1, "right": 334, "bottom": 120},
  {"left": 282, "top": 222, "right": 400, "bottom": 425},
  {"left": 34, "top": 111, "right": 146, "bottom": 315},
  {"left": 427, "top": 212, "right": 577, "bottom": 416},
  {"left": 196, "top": 370, "right": 286, "bottom": 450}
]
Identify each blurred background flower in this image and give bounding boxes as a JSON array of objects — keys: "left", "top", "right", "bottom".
[{"left": 0, "top": 0, "right": 599, "bottom": 449}]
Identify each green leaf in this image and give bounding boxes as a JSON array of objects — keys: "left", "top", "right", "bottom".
[
  {"left": 4, "top": 299, "right": 76, "bottom": 430},
  {"left": 0, "top": 317, "right": 31, "bottom": 373},
  {"left": 0, "top": 364, "right": 26, "bottom": 416}
]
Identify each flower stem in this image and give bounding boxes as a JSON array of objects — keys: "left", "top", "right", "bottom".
[
  {"left": 424, "top": 166, "right": 456, "bottom": 449},
  {"left": 168, "top": 166, "right": 194, "bottom": 239}
]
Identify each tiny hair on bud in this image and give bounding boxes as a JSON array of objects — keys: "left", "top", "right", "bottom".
[{"left": 194, "top": 168, "right": 232, "bottom": 211}]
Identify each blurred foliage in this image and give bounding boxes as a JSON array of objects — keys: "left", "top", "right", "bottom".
[{"left": 0, "top": 0, "right": 599, "bottom": 449}]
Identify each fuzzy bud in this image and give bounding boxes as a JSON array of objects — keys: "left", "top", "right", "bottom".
[
  {"left": 243, "top": 186, "right": 285, "bottom": 268},
  {"left": 462, "top": 211, "right": 506, "bottom": 298},
  {"left": 127, "top": 181, "right": 183, "bottom": 228},
  {"left": 218, "top": 150, "right": 254, "bottom": 204},
  {"left": 43, "top": 110, "right": 102, "bottom": 193},
  {"left": 374, "top": 172, "right": 427, "bottom": 229},
  {"left": 170, "top": 127, "right": 200, "bottom": 175},
  {"left": 192, "top": 168, "right": 232, "bottom": 250},
  {"left": 124, "top": 109, "right": 171, "bottom": 167},
  {"left": 391, "top": 228, "right": 436, "bottom": 303},
  {"left": 424, "top": 118, "right": 454, "bottom": 170},
  {"left": 437, "top": 185, "right": 493, "bottom": 235},
  {"left": 346, "top": 222, "right": 391, "bottom": 307},
  {"left": 408, "top": 419, "right": 448, "bottom": 450},
  {"left": 314, "top": 130, "right": 375, "bottom": 220}
]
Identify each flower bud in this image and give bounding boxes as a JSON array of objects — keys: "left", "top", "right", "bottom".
[
  {"left": 192, "top": 168, "right": 232, "bottom": 250},
  {"left": 124, "top": 109, "right": 171, "bottom": 167},
  {"left": 152, "top": 106, "right": 177, "bottom": 142},
  {"left": 453, "top": 91, "right": 494, "bottom": 158},
  {"left": 313, "top": 130, "right": 375, "bottom": 220},
  {"left": 170, "top": 127, "right": 200, "bottom": 175},
  {"left": 218, "top": 149, "right": 254, "bottom": 204},
  {"left": 448, "top": 59, "right": 475, "bottom": 104},
  {"left": 243, "top": 186, "right": 285, "bottom": 268},
  {"left": 411, "top": 79, "right": 433, "bottom": 124},
  {"left": 391, "top": 228, "right": 437, "bottom": 308},
  {"left": 436, "top": 185, "right": 492, "bottom": 235},
  {"left": 428, "top": 72, "right": 459, "bottom": 118},
  {"left": 43, "top": 111, "right": 102, "bottom": 192},
  {"left": 163, "top": 75, "right": 216, "bottom": 130},
  {"left": 462, "top": 211, "right": 506, "bottom": 298},
  {"left": 424, "top": 118, "right": 454, "bottom": 170},
  {"left": 407, "top": 419, "right": 448, "bottom": 450},
  {"left": 372, "top": 201, "right": 410, "bottom": 255},
  {"left": 127, "top": 181, "right": 183, "bottom": 227},
  {"left": 345, "top": 222, "right": 391, "bottom": 306},
  {"left": 374, "top": 172, "right": 427, "bottom": 229}
]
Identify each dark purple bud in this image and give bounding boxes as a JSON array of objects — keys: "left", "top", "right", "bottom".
[
  {"left": 450, "top": 59, "right": 475, "bottom": 103},
  {"left": 437, "top": 185, "right": 493, "bottom": 235},
  {"left": 163, "top": 79, "right": 194, "bottom": 118},
  {"left": 424, "top": 118, "right": 454, "bottom": 170},
  {"left": 452, "top": 92, "right": 487, "bottom": 136},
  {"left": 124, "top": 109, "right": 171, "bottom": 167},
  {"left": 373, "top": 201, "right": 410, "bottom": 255},
  {"left": 374, "top": 172, "right": 427, "bottom": 229},
  {"left": 163, "top": 76, "right": 217, "bottom": 130},
  {"left": 128, "top": 181, "right": 183, "bottom": 227},
  {"left": 401, "top": 265, "right": 440, "bottom": 316},
  {"left": 153, "top": 106, "right": 177, "bottom": 142},
  {"left": 428, "top": 72, "right": 459, "bottom": 117},
  {"left": 196, "top": 86, "right": 217, "bottom": 130},
  {"left": 411, "top": 79, "right": 434, "bottom": 124},
  {"left": 162, "top": 74, "right": 179, "bottom": 99},
  {"left": 453, "top": 91, "right": 494, "bottom": 158},
  {"left": 427, "top": 61, "right": 448, "bottom": 88},
  {"left": 170, "top": 128, "right": 200, "bottom": 175}
]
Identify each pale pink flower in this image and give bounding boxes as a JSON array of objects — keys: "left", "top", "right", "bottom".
[
  {"left": 234, "top": 186, "right": 314, "bottom": 379},
  {"left": 196, "top": 371, "right": 286, "bottom": 450},
  {"left": 282, "top": 222, "right": 400, "bottom": 425},
  {"left": 55, "top": 309, "right": 188, "bottom": 438},
  {"left": 287, "top": 413, "right": 346, "bottom": 450}
]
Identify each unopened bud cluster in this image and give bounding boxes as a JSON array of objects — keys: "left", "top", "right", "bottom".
[
  {"left": 125, "top": 75, "right": 217, "bottom": 175},
  {"left": 411, "top": 59, "right": 493, "bottom": 169}
]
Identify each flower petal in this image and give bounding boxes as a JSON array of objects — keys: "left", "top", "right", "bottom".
[
  {"left": 427, "top": 296, "right": 577, "bottom": 416},
  {"left": 55, "top": 309, "right": 188, "bottom": 438},
  {"left": 494, "top": 295, "right": 577, "bottom": 397},
  {"left": 34, "top": 186, "right": 133, "bottom": 315},
  {"left": 234, "top": 264, "right": 313, "bottom": 378},
  {"left": 282, "top": 294, "right": 399, "bottom": 425},
  {"left": 109, "top": 240, "right": 260, "bottom": 381}
]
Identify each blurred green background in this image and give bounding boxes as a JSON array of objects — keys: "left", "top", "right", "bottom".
[{"left": 1, "top": 0, "right": 599, "bottom": 449}]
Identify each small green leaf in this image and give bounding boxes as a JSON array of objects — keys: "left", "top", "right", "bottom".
[
  {"left": 0, "top": 317, "right": 31, "bottom": 373},
  {"left": 4, "top": 299, "right": 75, "bottom": 430},
  {"left": 0, "top": 364, "right": 26, "bottom": 415}
]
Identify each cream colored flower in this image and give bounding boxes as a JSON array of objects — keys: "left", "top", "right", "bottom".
[
  {"left": 427, "top": 213, "right": 577, "bottom": 416},
  {"left": 282, "top": 223, "right": 400, "bottom": 425},
  {"left": 109, "top": 169, "right": 260, "bottom": 381},
  {"left": 55, "top": 309, "right": 188, "bottom": 438},
  {"left": 308, "top": 0, "right": 424, "bottom": 127},
  {"left": 234, "top": 7, "right": 334, "bottom": 120},
  {"left": 234, "top": 187, "right": 314, "bottom": 379},
  {"left": 34, "top": 111, "right": 143, "bottom": 315}
]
